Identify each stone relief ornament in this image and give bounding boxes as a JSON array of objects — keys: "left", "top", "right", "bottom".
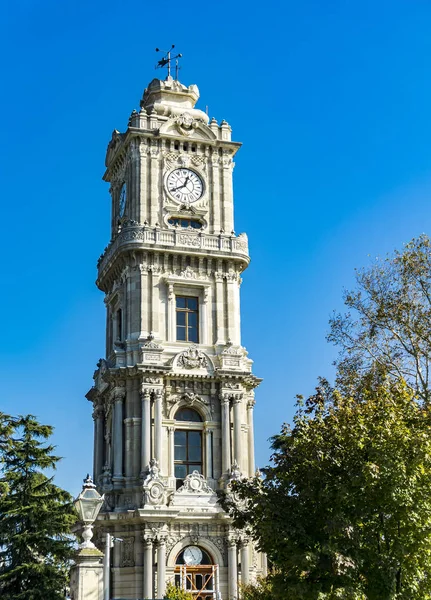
[
  {"left": 120, "top": 536, "right": 135, "bottom": 567},
  {"left": 142, "top": 459, "right": 168, "bottom": 507},
  {"left": 143, "top": 479, "right": 167, "bottom": 507},
  {"left": 143, "top": 458, "right": 160, "bottom": 486},
  {"left": 177, "top": 345, "right": 208, "bottom": 370},
  {"left": 100, "top": 464, "right": 113, "bottom": 492},
  {"left": 228, "top": 460, "right": 242, "bottom": 482},
  {"left": 174, "top": 113, "right": 199, "bottom": 137},
  {"left": 176, "top": 471, "right": 212, "bottom": 495}
]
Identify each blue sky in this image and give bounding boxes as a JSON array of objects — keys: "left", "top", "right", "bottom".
[{"left": 1, "top": 1, "right": 431, "bottom": 496}]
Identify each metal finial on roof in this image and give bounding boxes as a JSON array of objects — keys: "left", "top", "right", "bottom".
[{"left": 155, "top": 45, "right": 183, "bottom": 80}]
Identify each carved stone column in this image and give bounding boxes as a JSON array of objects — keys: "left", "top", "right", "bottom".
[
  {"left": 167, "top": 426, "right": 174, "bottom": 477},
  {"left": 262, "top": 552, "right": 268, "bottom": 577},
  {"left": 142, "top": 536, "right": 153, "bottom": 599},
  {"left": 247, "top": 396, "right": 256, "bottom": 476},
  {"left": 156, "top": 538, "right": 167, "bottom": 598},
  {"left": 240, "top": 539, "right": 250, "bottom": 586},
  {"left": 232, "top": 396, "right": 242, "bottom": 468},
  {"left": 113, "top": 387, "right": 125, "bottom": 483},
  {"left": 167, "top": 283, "right": 175, "bottom": 342},
  {"left": 154, "top": 390, "right": 163, "bottom": 469},
  {"left": 201, "top": 287, "right": 209, "bottom": 345},
  {"left": 221, "top": 395, "right": 231, "bottom": 474},
  {"left": 92, "top": 400, "right": 104, "bottom": 483},
  {"left": 215, "top": 271, "right": 225, "bottom": 345},
  {"left": 227, "top": 538, "right": 238, "bottom": 600},
  {"left": 141, "top": 389, "right": 151, "bottom": 475},
  {"left": 205, "top": 425, "right": 213, "bottom": 479},
  {"left": 124, "top": 418, "right": 134, "bottom": 482},
  {"left": 134, "top": 526, "right": 143, "bottom": 599}
]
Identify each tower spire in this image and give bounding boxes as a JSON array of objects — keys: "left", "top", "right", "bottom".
[{"left": 155, "top": 45, "right": 182, "bottom": 80}]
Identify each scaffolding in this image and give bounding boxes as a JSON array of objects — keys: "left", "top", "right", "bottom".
[{"left": 177, "top": 564, "right": 221, "bottom": 599}]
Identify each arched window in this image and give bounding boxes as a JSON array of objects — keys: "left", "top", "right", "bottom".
[
  {"left": 175, "top": 407, "right": 202, "bottom": 422},
  {"left": 174, "top": 407, "right": 203, "bottom": 488},
  {"left": 176, "top": 546, "right": 213, "bottom": 565}
]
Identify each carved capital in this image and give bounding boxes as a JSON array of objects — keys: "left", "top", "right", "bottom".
[
  {"left": 113, "top": 387, "right": 126, "bottom": 403},
  {"left": 140, "top": 388, "right": 151, "bottom": 402}
]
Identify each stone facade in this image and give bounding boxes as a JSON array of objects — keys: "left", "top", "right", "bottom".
[{"left": 86, "top": 76, "right": 263, "bottom": 599}]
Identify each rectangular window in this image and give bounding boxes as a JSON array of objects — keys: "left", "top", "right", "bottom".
[
  {"left": 176, "top": 296, "right": 199, "bottom": 342},
  {"left": 174, "top": 429, "right": 202, "bottom": 488}
]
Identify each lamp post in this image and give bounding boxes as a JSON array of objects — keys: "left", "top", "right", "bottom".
[{"left": 74, "top": 474, "right": 104, "bottom": 549}]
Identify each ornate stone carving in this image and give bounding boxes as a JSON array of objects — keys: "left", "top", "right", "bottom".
[
  {"left": 228, "top": 460, "right": 242, "bottom": 482},
  {"left": 176, "top": 471, "right": 212, "bottom": 494},
  {"left": 143, "top": 458, "right": 160, "bottom": 486},
  {"left": 174, "top": 113, "right": 199, "bottom": 137},
  {"left": 142, "top": 459, "right": 168, "bottom": 506},
  {"left": 100, "top": 464, "right": 113, "bottom": 492},
  {"left": 213, "top": 536, "right": 228, "bottom": 563},
  {"left": 177, "top": 345, "right": 208, "bottom": 370},
  {"left": 141, "top": 333, "right": 162, "bottom": 350},
  {"left": 178, "top": 233, "right": 201, "bottom": 247}
]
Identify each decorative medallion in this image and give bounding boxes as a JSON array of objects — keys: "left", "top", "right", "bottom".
[{"left": 177, "top": 345, "right": 208, "bottom": 370}]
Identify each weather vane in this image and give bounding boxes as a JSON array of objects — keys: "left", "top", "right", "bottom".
[{"left": 155, "top": 45, "right": 182, "bottom": 80}]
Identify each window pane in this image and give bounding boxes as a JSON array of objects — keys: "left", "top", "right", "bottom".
[
  {"left": 175, "top": 408, "right": 202, "bottom": 422},
  {"left": 175, "top": 464, "right": 187, "bottom": 479},
  {"left": 187, "top": 297, "right": 198, "bottom": 311},
  {"left": 188, "top": 312, "right": 197, "bottom": 327},
  {"left": 175, "top": 445, "right": 187, "bottom": 461},
  {"left": 188, "top": 446, "right": 202, "bottom": 462},
  {"left": 188, "top": 431, "right": 202, "bottom": 446},
  {"left": 176, "top": 297, "right": 186, "bottom": 308},
  {"left": 176, "top": 311, "right": 186, "bottom": 326},
  {"left": 177, "top": 327, "right": 186, "bottom": 341},
  {"left": 188, "top": 464, "right": 201, "bottom": 474},
  {"left": 174, "top": 430, "right": 186, "bottom": 445},
  {"left": 181, "top": 219, "right": 189, "bottom": 228},
  {"left": 188, "top": 327, "right": 198, "bottom": 343}
]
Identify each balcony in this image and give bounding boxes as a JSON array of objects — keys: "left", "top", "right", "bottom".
[{"left": 97, "top": 221, "right": 249, "bottom": 277}]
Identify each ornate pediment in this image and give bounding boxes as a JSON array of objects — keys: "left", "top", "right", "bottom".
[
  {"left": 105, "top": 129, "right": 124, "bottom": 167},
  {"left": 169, "top": 471, "right": 219, "bottom": 509},
  {"left": 159, "top": 117, "right": 216, "bottom": 141}
]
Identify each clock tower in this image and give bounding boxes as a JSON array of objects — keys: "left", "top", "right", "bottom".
[{"left": 86, "top": 71, "right": 264, "bottom": 599}]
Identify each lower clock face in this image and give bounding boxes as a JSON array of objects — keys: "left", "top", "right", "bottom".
[
  {"left": 166, "top": 168, "right": 204, "bottom": 204},
  {"left": 183, "top": 545, "right": 203, "bottom": 566},
  {"left": 119, "top": 183, "right": 127, "bottom": 217}
]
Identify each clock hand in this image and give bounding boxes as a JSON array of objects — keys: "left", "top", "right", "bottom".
[{"left": 170, "top": 182, "right": 187, "bottom": 192}]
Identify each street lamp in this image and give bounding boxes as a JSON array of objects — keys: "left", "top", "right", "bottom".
[{"left": 74, "top": 474, "right": 104, "bottom": 549}]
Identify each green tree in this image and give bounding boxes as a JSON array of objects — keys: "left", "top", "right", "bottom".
[
  {"left": 223, "top": 376, "right": 431, "bottom": 599},
  {"left": 0, "top": 414, "right": 76, "bottom": 600},
  {"left": 163, "top": 581, "right": 193, "bottom": 599},
  {"left": 328, "top": 234, "right": 431, "bottom": 403},
  {"left": 240, "top": 576, "right": 275, "bottom": 600}
]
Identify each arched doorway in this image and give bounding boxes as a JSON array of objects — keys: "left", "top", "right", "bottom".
[{"left": 175, "top": 545, "right": 219, "bottom": 599}]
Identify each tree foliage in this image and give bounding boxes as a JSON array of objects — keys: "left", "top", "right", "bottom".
[
  {"left": 328, "top": 235, "right": 431, "bottom": 402},
  {"left": 223, "top": 376, "right": 431, "bottom": 599},
  {"left": 240, "top": 576, "right": 275, "bottom": 600},
  {"left": 0, "top": 413, "right": 76, "bottom": 600},
  {"left": 163, "top": 581, "right": 193, "bottom": 599}
]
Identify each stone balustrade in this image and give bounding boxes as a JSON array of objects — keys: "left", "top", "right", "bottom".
[{"left": 97, "top": 222, "right": 249, "bottom": 275}]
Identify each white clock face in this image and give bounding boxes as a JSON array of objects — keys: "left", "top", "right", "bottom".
[
  {"left": 119, "top": 183, "right": 127, "bottom": 217},
  {"left": 183, "top": 545, "right": 203, "bottom": 566},
  {"left": 166, "top": 168, "right": 204, "bottom": 204}
]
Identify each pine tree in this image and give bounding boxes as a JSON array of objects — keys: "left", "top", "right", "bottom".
[{"left": 0, "top": 414, "right": 76, "bottom": 600}]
